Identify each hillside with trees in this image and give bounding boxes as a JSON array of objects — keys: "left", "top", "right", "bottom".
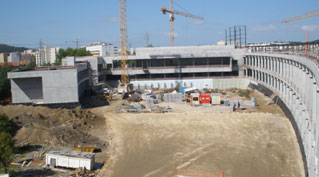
[{"left": 0, "top": 44, "right": 28, "bottom": 53}]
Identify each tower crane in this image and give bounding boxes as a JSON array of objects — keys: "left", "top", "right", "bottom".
[
  {"left": 281, "top": 10, "right": 319, "bottom": 51},
  {"left": 119, "top": 0, "right": 128, "bottom": 87},
  {"left": 281, "top": 9, "right": 319, "bottom": 23},
  {"left": 65, "top": 39, "right": 98, "bottom": 49},
  {"left": 160, "top": 0, "right": 204, "bottom": 46}
]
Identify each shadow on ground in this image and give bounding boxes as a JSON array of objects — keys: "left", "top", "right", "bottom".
[{"left": 80, "top": 96, "right": 110, "bottom": 109}]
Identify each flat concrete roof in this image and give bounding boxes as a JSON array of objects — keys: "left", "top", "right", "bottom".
[
  {"left": 47, "top": 150, "right": 95, "bottom": 159},
  {"left": 103, "top": 45, "right": 247, "bottom": 61}
]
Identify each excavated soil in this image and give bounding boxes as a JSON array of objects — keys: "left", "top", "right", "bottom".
[{"left": 0, "top": 105, "right": 107, "bottom": 149}]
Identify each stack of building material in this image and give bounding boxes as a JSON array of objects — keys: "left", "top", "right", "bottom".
[
  {"left": 229, "top": 97, "right": 256, "bottom": 108},
  {"left": 156, "top": 94, "right": 162, "bottom": 103},
  {"left": 164, "top": 94, "right": 171, "bottom": 103},
  {"left": 164, "top": 93, "right": 183, "bottom": 103},
  {"left": 146, "top": 98, "right": 155, "bottom": 110}
]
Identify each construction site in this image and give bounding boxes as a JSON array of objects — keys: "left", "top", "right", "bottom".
[{"left": 1, "top": 1, "right": 319, "bottom": 177}]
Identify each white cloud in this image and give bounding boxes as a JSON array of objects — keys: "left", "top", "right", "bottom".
[
  {"left": 249, "top": 24, "right": 277, "bottom": 32},
  {"left": 301, "top": 25, "right": 319, "bottom": 31}
]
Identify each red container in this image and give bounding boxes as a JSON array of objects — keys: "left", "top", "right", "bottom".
[{"left": 200, "top": 93, "right": 211, "bottom": 105}]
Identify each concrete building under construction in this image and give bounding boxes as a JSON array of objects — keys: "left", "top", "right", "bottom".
[{"left": 7, "top": 43, "right": 319, "bottom": 177}]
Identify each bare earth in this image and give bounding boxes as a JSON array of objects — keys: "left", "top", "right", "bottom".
[{"left": 95, "top": 98, "right": 304, "bottom": 177}]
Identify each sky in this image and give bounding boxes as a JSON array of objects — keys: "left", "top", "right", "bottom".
[{"left": 0, "top": 0, "right": 318, "bottom": 48}]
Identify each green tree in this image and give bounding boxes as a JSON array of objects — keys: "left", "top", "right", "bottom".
[
  {"left": 0, "top": 114, "right": 18, "bottom": 137},
  {"left": 0, "top": 65, "right": 12, "bottom": 100},
  {"left": 0, "top": 132, "right": 15, "bottom": 173},
  {"left": 55, "top": 48, "right": 92, "bottom": 65},
  {"left": 19, "top": 61, "right": 36, "bottom": 71}
]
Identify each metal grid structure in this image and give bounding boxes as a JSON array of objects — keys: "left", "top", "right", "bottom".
[{"left": 226, "top": 25, "right": 247, "bottom": 48}]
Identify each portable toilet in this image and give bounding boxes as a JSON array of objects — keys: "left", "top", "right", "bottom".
[
  {"left": 190, "top": 93, "right": 200, "bottom": 106},
  {"left": 200, "top": 93, "right": 211, "bottom": 105},
  {"left": 211, "top": 93, "right": 221, "bottom": 105}
]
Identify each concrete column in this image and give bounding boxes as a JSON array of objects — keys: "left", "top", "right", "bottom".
[
  {"left": 313, "top": 82, "right": 318, "bottom": 124},
  {"left": 268, "top": 57, "right": 271, "bottom": 71},
  {"left": 275, "top": 58, "right": 279, "bottom": 73},
  {"left": 288, "top": 88, "right": 293, "bottom": 110},
  {"left": 254, "top": 56, "right": 257, "bottom": 67},
  {"left": 284, "top": 83, "right": 288, "bottom": 103}
]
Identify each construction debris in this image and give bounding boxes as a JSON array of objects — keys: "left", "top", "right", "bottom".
[
  {"left": 119, "top": 102, "right": 146, "bottom": 113},
  {"left": 73, "top": 167, "right": 97, "bottom": 177}
]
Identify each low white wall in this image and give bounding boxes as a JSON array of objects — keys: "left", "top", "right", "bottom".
[{"left": 130, "top": 78, "right": 249, "bottom": 90}]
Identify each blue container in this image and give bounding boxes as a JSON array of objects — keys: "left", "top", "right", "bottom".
[{"left": 179, "top": 87, "right": 185, "bottom": 94}]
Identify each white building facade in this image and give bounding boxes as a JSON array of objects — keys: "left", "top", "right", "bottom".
[
  {"left": 35, "top": 46, "right": 59, "bottom": 66},
  {"left": 8, "top": 53, "right": 21, "bottom": 62},
  {"left": 86, "top": 42, "right": 119, "bottom": 57}
]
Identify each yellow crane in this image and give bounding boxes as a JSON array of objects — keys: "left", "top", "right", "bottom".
[
  {"left": 119, "top": 0, "right": 128, "bottom": 86},
  {"left": 160, "top": 0, "right": 204, "bottom": 46},
  {"left": 281, "top": 9, "right": 319, "bottom": 23}
]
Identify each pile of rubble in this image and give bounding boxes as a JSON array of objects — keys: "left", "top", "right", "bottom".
[
  {"left": 0, "top": 105, "right": 107, "bottom": 148},
  {"left": 119, "top": 102, "right": 146, "bottom": 113}
]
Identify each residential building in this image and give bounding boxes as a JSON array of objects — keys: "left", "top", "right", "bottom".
[
  {"left": 86, "top": 42, "right": 119, "bottom": 57},
  {"left": 8, "top": 53, "right": 21, "bottom": 62},
  {"left": 35, "top": 46, "right": 59, "bottom": 66},
  {"left": 0, "top": 53, "right": 9, "bottom": 63}
]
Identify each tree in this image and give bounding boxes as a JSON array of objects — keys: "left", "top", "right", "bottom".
[
  {"left": 19, "top": 61, "right": 36, "bottom": 71},
  {"left": 0, "top": 132, "right": 15, "bottom": 173},
  {"left": 0, "top": 114, "right": 18, "bottom": 137},
  {"left": 0, "top": 65, "right": 12, "bottom": 100},
  {"left": 0, "top": 44, "right": 28, "bottom": 53},
  {"left": 55, "top": 48, "right": 92, "bottom": 65}
]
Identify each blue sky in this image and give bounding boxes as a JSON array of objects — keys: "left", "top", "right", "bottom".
[{"left": 0, "top": 0, "right": 318, "bottom": 48}]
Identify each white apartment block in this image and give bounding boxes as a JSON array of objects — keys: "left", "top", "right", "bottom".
[
  {"left": 86, "top": 42, "right": 119, "bottom": 57},
  {"left": 8, "top": 53, "right": 21, "bottom": 62},
  {"left": 35, "top": 46, "right": 59, "bottom": 66}
]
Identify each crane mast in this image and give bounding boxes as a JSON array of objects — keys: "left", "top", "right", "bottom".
[
  {"left": 119, "top": 0, "right": 128, "bottom": 86},
  {"left": 169, "top": 0, "right": 174, "bottom": 46},
  {"left": 161, "top": 0, "right": 204, "bottom": 46}
]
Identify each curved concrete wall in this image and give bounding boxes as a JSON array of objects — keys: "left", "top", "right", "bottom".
[{"left": 244, "top": 53, "right": 319, "bottom": 177}]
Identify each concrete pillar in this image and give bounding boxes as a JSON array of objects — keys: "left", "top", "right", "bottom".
[
  {"left": 275, "top": 58, "right": 278, "bottom": 73},
  {"left": 254, "top": 56, "right": 257, "bottom": 67}
]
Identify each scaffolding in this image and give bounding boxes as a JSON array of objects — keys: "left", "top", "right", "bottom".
[{"left": 226, "top": 25, "right": 247, "bottom": 48}]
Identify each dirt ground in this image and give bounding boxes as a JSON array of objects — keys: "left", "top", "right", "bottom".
[
  {"left": 96, "top": 93, "right": 304, "bottom": 177},
  {"left": 0, "top": 90, "right": 304, "bottom": 177}
]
